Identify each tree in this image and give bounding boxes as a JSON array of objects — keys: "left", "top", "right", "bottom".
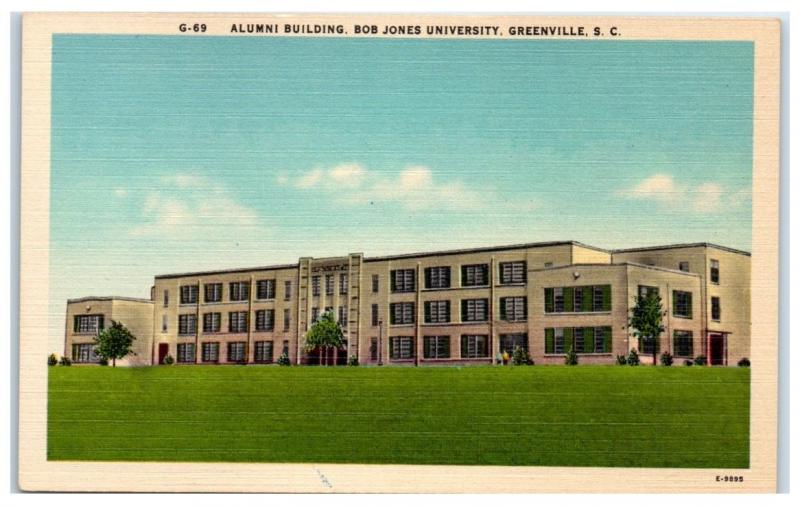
[
  {"left": 628, "top": 292, "right": 665, "bottom": 366},
  {"left": 93, "top": 320, "right": 137, "bottom": 367},
  {"left": 304, "top": 311, "right": 344, "bottom": 366}
]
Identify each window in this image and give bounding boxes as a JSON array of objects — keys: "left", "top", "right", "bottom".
[
  {"left": 339, "top": 274, "right": 348, "bottom": 295},
  {"left": 390, "top": 336, "right": 414, "bottom": 360},
  {"left": 73, "top": 314, "right": 103, "bottom": 334},
  {"left": 424, "top": 266, "right": 451, "bottom": 289},
  {"left": 283, "top": 309, "right": 291, "bottom": 331},
  {"left": 256, "top": 279, "right": 276, "bottom": 300},
  {"left": 424, "top": 300, "right": 450, "bottom": 324},
  {"left": 229, "top": 282, "right": 249, "bottom": 302},
  {"left": 163, "top": 289, "right": 169, "bottom": 307},
  {"left": 499, "top": 334, "right": 528, "bottom": 354},
  {"left": 338, "top": 306, "right": 348, "bottom": 327},
  {"left": 282, "top": 340, "right": 289, "bottom": 356},
  {"left": 161, "top": 314, "right": 168, "bottom": 332},
  {"left": 390, "top": 302, "right": 415, "bottom": 325},
  {"left": 228, "top": 311, "right": 248, "bottom": 333},
  {"left": 461, "top": 264, "right": 489, "bottom": 287},
  {"left": 371, "top": 304, "right": 379, "bottom": 327},
  {"left": 204, "top": 283, "right": 222, "bottom": 303},
  {"left": 499, "top": 297, "right": 526, "bottom": 322},
  {"left": 424, "top": 336, "right": 450, "bottom": 359},
  {"left": 710, "top": 260, "right": 720, "bottom": 284},
  {"left": 594, "top": 327, "right": 610, "bottom": 353},
  {"left": 324, "top": 306, "right": 333, "bottom": 315},
  {"left": 673, "top": 330, "right": 694, "bottom": 357},
  {"left": 177, "top": 343, "right": 195, "bottom": 363},
  {"left": 679, "top": 261, "right": 690, "bottom": 272},
  {"left": 545, "top": 285, "right": 611, "bottom": 313},
  {"left": 227, "top": 342, "right": 246, "bottom": 363},
  {"left": 544, "top": 262, "right": 553, "bottom": 268},
  {"left": 391, "top": 269, "right": 415, "bottom": 293},
  {"left": 371, "top": 274, "right": 379, "bottom": 293},
  {"left": 461, "top": 299, "right": 488, "bottom": 322},
  {"left": 201, "top": 342, "right": 219, "bottom": 363},
  {"left": 370, "top": 338, "right": 378, "bottom": 361},
  {"left": 311, "top": 307, "right": 319, "bottom": 323},
  {"left": 461, "top": 335, "right": 488, "bottom": 358},
  {"left": 203, "top": 312, "right": 221, "bottom": 333},
  {"left": 638, "top": 285, "right": 659, "bottom": 299},
  {"left": 284, "top": 280, "right": 292, "bottom": 301},
  {"left": 711, "top": 296, "right": 721, "bottom": 321},
  {"left": 255, "top": 309, "right": 275, "bottom": 331},
  {"left": 638, "top": 331, "right": 658, "bottom": 355},
  {"left": 553, "top": 287, "right": 564, "bottom": 312},
  {"left": 499, "top": 261, "right": 526, "bottom": 284},
  {"left": 673, "top": 290, "right": 693, "bottom": 318},
  {"left": 180, "top": 285, "right": 198, "bottom": 304},
  {"left": 311, "top": 276, "right": 320, "bottom": 296},
  {"left": 178, "top": 314, "right": 197, "bottom": 335},
  {"left": 325, "top": 275, "right": 334, "bottom": 295},
  {"left": 254, "top": 341, "right": 274, "bottom": 363},
  {"left": 71, "top": 343, "right": 98, "bottom": 363},
  {"left": 554, "top": 328, "right": 567, "bottom": 354}
]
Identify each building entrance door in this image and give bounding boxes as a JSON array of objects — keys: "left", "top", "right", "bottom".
[
  {"left": 158, "top": 343, "right": 169, "bottom": 364},
  {"left": 709, "top": 334, "right": 726, "bottom": 365}
]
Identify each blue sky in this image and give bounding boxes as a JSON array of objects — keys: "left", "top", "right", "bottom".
[{"left": 49, "top": 35, "right": 753, "bottom": 351}]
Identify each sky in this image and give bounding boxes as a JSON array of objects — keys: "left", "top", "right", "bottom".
[{"left": 49, "top": 35, "right": 754, "bottom": 352}]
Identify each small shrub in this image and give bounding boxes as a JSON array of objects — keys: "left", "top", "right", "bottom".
[
  {"left": 48, "top": 354, "right": 58, "bottom": 367},
  {"left": 512, "top": 346, "right": 531, "bottom": 366},
  {"left": 163, "top": 355, "right": 174, "bottom": 365},
  {"left": 564, "top": 347, "right": 578, "bottom": 366},
  {"left": 694, "top": 355, "right": 707, "bottom": 366},
  {"left": 347, "top": 355, "right": 359, "bottom": 367},
  {"left": 616, "top": 354, "right": 628, "bottom": 366},
  {"left": 738, "top": 357, "right": 751, "bottom": 367},
  {"left": 98, "top": 357, "right": 109, "bottom": 366},
  {"left": 659, "top": 351, "right": 673, "bottom": 367},
  {"left": 59, "top": 356, "right": 72, "bottom": 366},
  {"left": 277, "top": 352, "right": 291, "bottom": 366},
  {"left": 684, "top": 359, "right": 694, "bottom": 366},
  {"left": 526, "top": 357, "right": 535, "bottom": 366},
  {"left": 627, "top": 349, "right": 640, "bottom": 366}
]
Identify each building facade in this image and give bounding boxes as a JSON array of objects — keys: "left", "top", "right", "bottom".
[{"left": 63, "top": 241, "right": 750, "bottom": 367}]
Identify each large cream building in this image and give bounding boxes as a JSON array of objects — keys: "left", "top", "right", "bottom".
[{"left": 63, "top": 240, "right": 750, "bottom": 367}]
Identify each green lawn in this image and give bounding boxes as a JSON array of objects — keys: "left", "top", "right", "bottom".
[{"left": 48, "top": 365, "right": 749, "bottom": 468}]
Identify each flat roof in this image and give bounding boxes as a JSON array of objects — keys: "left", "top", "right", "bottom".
[
  {"left": 529, "top": 262, "right": 702, "bottom": 277},
  {"left": 364, "top": 240, "right": 608, "bottom": 263},
  {"left": 611, "top": 242, "right": 751, "bottom": 257},
  {"left": 67, "top": 296, "right": 153, "bottom": 304},
  {"left": 155, "top": 263, "right": 299, "bottom": 280}
]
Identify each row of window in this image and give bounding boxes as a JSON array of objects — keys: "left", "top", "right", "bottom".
[
  {"left": 544, "top": 327, "right": 613, "bottom": 354},
  {"left": 384, "top": 333, "right": 533, "bottom": 360},
  {"left": 172, "top": 309, "right": 292, "bottom": 334},
  {"left": 310, "top": 306, "right": 349, "bottom": 326},
  {"left": 638, "top": 330, "right": 695, "bottom": 357},
  {"left": 636, "top": 285, "right": 697, "bottom": 319},
  {"left": 311, "top": 274, "right": 349, "bottom": 297},
  {"left": 545, "top": 285, "right": 611, "bottom": 313},
  {"left": 173, "top": 280, "right": 293, "bottom": 306},
  {"left": 386, "top": 261, "right": 527, "bottom": 293},
  {"left": 177, "top": 340, "right": 291, "bottom": 363},
  {"left": 377, "top": 297, "right": 528, "bottom": 326}
]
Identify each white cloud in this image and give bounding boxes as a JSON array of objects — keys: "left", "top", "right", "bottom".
[
  {"left": 622, "top": 173, "right": 748, "bottom": 214},
  {"left": 279, "top": 162, "right": 531, "bottom": 212},
  {"left": 129, "top": 172, "right": 261, "bottom": 239}
]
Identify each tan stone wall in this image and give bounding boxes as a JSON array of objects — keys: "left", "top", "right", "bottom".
[
  {"left": 63, "top": 298, "right": 153, "bottom": 366},
  {"left": 572, "top": 244, "right": 612, "bottom": 264},
  {"left": 152, "top": 266, "right": 299, "bottom": 365}
]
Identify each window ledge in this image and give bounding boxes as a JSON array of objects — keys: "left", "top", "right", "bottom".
[
  {"left": 544, "top": 311, "right": 612, "bottom": 316},
  {"left": 672, "top": 315, "right": 693, "bottom": 320}
]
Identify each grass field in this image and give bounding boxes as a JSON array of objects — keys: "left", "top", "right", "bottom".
[{"left": 48, "top": 365, "right": 749, "bottom": 468}]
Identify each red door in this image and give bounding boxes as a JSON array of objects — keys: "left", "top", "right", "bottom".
[{"left": 158, "top": 343, "right": 169, "bottom": 364}]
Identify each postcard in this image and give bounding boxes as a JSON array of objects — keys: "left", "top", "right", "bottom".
[{"left": 18, "top": 13, "right": 781, "bottom": 492}]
